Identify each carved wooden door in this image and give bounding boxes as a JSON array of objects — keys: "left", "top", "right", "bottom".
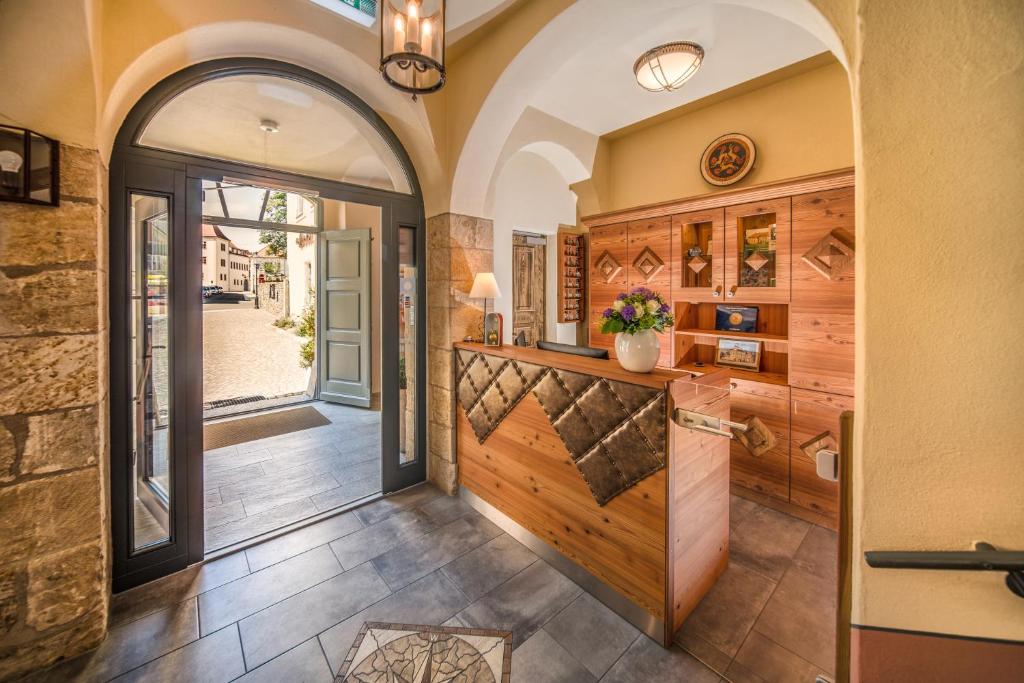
[
  {"left": 626, "top": 217, "right": 673, "bottom": 366},
  {"left": 511, "top": 232, "right": 546, "bottom": 345},
  {"left": 724, "top": 197, "right": 792, "bottom": 303}
]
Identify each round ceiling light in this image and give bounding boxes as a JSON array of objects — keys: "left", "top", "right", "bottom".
[
  {"left": 633, "top": 42, "right": 705, "bottom": 92},
  {"left": 259, "top": 119, "right": 280, "bottom": 133}
]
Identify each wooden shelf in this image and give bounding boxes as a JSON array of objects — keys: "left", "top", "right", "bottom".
[
  {"left": 676, "top": 362, "right": 789, "bottom": 387},
  {"left": 675, "top": 328, "right": 788, "bottom": 344}
]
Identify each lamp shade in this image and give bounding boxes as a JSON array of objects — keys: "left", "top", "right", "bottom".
[
  {"left": 469, "top": 272, "right": 501, "bottom": 299},
  {"left": 634, "top": 42, "right": 704, "bottom": 92}
]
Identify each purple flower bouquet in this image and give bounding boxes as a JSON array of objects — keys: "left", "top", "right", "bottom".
[{"left": 600, "top": 287, "right": 674, "bottom": 335}]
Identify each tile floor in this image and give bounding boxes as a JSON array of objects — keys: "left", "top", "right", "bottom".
[
  {"left": 29, "top": 484, "right": 835, "bottom": 682},
  {"left": 203, "top": 401, "right": 383, "bottom": 551},
  {"left": 676, "top": 494, "right": 839, "bottom": 682}
]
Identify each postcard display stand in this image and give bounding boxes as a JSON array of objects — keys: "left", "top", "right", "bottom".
[
  {"left": 556, "top": 229, "right": 585, "bottom": 323},
  {"left": 582, "top": 170, "right": 855, "bottom": 528}
]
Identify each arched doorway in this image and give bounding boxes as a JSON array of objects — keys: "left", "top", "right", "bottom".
[{"left": 109, "top": 59, "right": 426, "bottom": 591}]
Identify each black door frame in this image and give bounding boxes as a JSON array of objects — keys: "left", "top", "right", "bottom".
[{"left": 109, "top": 59, "right": 428, "bottom": 591}]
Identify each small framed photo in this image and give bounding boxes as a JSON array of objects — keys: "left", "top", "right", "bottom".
[{"left": 715, "top": 337, "right": 761, "bottom": 372}]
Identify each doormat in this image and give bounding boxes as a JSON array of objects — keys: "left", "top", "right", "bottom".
[
  {"left": 335, "top": 622, "right": 512, "bottom": 683},
  {"left": 203, "top": 406, "right": 330, "bottom": 450}
]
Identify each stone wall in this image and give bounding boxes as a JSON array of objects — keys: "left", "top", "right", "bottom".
[
  {"left": 0, "top": 145, "right": 110, "bottom": 678},
  {"left": 425, "top": 213, "right": 493, "bottom": 494},
  {"left": 256, "top": 279, "right": 289, "bottom": 320}
]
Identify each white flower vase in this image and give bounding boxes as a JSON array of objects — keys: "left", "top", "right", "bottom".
[{"left": 614, "top": 329, "right": 660, "bottom": 373}]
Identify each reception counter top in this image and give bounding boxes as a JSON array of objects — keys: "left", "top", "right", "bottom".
[{"left": 453, "top": 342, "right": 732, "bottom": 645}]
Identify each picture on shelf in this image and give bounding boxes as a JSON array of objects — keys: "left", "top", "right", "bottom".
[
  {"left": 715, "top": 305, "right": 758, "bottom": 332},
  {"left": 715, "top": 337, "right": 761, "bottom": 372}
]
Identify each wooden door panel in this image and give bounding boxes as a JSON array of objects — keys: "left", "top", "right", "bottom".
[
  {"left": 725, "top": 197, "right": 791, "bottom": 303},
  {"left": 790, "top": 387, "right": 852, "bottom": 527},
  {"left": 671, "top": 208, "right": 725, "bottom": 302},
  {"left": 729, "top": 380, "right": 790, "bottom": 501},
  {"left": 627, "top": 217, "right": 673, "bottom": 366},
  {"left": 588, "top": 223, "right": 628, "bottom": 351},
  {"left": 790, "top": 187, "right": 855, "bottom": 396},
  {"left": 512, "top": 234, "right": 545, "bottom": 345}
]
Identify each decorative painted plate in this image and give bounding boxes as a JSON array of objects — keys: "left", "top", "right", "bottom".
[{"left": 700, "top": 133, "right": 756, "bottom": 186}]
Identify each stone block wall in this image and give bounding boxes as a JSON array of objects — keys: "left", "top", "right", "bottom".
[
  {"left": 0, "top": 145, "right": 110, "bottom": 678},
  {"left": 425, "top": 213, "right": 493, "bottom": 494},
  {"left": 256, "top": 279, "right": 289, "bottom": 320}
]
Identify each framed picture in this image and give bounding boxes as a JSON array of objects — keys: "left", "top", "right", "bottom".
[
  {"left": 715, "top": 305, "right": 758, "bottom": 332},
  {"left": 700, "top": 133, "right": 756, "bottom": 186},
  {"left": 715, "top": 337, "right": 761, "bottom": 371}
]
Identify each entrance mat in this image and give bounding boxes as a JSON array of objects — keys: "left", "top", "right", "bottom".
[
  {"left": 203, "top": 406, "right": 330, "bottom": 451},
  {"left": 336, "top": 622, "right": 512, "bottom": 683}
]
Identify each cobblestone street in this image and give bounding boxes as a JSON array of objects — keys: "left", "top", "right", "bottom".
[{"left": 203, "top": 299, "right": 312, "bottom": 405}]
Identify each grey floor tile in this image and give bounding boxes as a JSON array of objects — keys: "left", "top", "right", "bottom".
[
  {"left": 372, "top": 513, "right": 502, "bottom": 591},
  {"left": 727, "top": 630, "right": 828, "bottom": 683},
  {"left": 457, "top": 560, "right": 581, "bottom": 649},
  {"left": 544, "top": 592, "right": 639, "bottom": 678},
  {"left": 199, "top": 545, "right": 341, "bottom": 636},
  {"left": 752, "top": 566, "right": 836, "bottom": 674},
  {"left": 205, "top": 498, "right": 319, "bottom": 550},
  {"left": 205, "top": 499, "right": 247, "bottom": 530},
  {"left": 310, "top": 474, "right": 382, "bottom": 513},
  {"left": 219, "top": 464, "right": 323, "bottom": 502},
  {"left": 40, "top": 598, "right": 198, "bottom": 681},
  {"left": 205, "top": 448, "right": 272, "bottom": 475},
  {"left": 791, "top": 525, "right": 838, "bottom": 583},
  {"left": 205, "top": 489, "right": 223, "bottom": 507},
  {"left": 110, "top": 553, "right": 250, "bottom": 628},
  {"left": 728, "top": 494, "right": 759, "bottom": 531},
  {"left": 113, "top": 623, "right": 244, "bottom": 683},
  {"left": 600, "top": 636, "right": 720, "bottom": 683},
  {"left": 674, "top": 628, "right": 733, "bottom": 675},
  {"left": 512, "top": 630, "right": 595, "bottom": 683},
  {"left": 729, "top": 506, "right": 810, "bottom": 581},
  {"left": 257, "top": 445, "right": 345, "bottom": 475},
  {"left": 440, "top": 533, "right": 538, "bottom": 601},
  {"left": 328, "top": 509, "right": 436, "bottom": 570},
  {"left": 236, "top": 637, "right": 333, "bottom": 683},
  {"left": 245, "top": 511, "right": 363, "bottom": 572},
  {"left": 239, "top": 472, "right": 341, "bottom": 516},
  {"left": 353, "top": 483, "right": 443, "bottom": 526},
  {"left": 416, "top": 494, "right": 475, "bottom": 527},
  {"left": 318, "top": 570, "right": 472, "bottom": 674},
  {"left": 204, "top": 462, "right": 267, "bottom": 491},
  {"left": 239, "top": 562, "right": 391, "bottom": 669},
  {"left": 676, "top": 561, "right": 776, "bottom": 658}
]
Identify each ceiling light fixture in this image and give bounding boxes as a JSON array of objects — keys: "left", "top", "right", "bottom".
[
  {"left": 259, "top": 119, "right": 280, "bottom": 133},
  {"left": 633, "top": 42, "right": 705, "bottom": 92},
  {"left": 380, "top": 0, "right": 446, "bottom": 99}
]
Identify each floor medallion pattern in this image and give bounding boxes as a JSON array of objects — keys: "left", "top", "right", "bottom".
[{"left": 335, "top": 622, "right": 512, "bottom": 683}]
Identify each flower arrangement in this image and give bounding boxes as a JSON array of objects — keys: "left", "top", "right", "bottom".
[{"left": 600, "top": 287, "right": 674, "bottom": 335}]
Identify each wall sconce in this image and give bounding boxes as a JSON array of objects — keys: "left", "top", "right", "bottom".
[{"left": 0, "top": 125, "right": 59, "bottom": 207}]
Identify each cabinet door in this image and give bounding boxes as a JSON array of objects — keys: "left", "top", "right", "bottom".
[
  {"left": 729, "top": 379, "right": 790, "bottom": 501},
  {"left": 671, "top": 208, "right": 725, "bottom": 302},
  {"left": 725, "top": 197, "right": 791, "bottom": 303},
  {"left": 790, "top": 187, "right": 855, "bottom": 396},
  {"left": 626, "top": 217, "right": 673, "bottom": 366},
  {"left": 588, "top": 222, "right": 628, "bottom": 352},
  {"left": 790, "top": 388, "right": 852, "bottom": 527}
]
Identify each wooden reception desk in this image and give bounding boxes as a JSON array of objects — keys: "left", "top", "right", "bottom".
[{"left": 454, "top": 342, "right": 731, "bottom": 645}]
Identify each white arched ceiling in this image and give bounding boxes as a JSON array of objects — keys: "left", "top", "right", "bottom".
[
  {"left": 98, "top": 21, "right": 442, "bottom": 202},
  {"left": 451, "top": 0, "right": 846, "bottom": 218}
]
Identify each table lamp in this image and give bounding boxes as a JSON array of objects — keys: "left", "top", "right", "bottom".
[{"left": 470, "top": 272, "right": 503, "bottom": 346}]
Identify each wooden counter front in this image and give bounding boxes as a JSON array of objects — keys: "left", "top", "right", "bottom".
[{"left": 454, "top": 342, "right": 731, "bottom": 644}]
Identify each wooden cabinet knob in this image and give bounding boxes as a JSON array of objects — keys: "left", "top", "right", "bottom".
[
  {"left": 713, "top": 285, "right": 722, "bottom": 297},
  {"left": 727, "top": 285, "right": 738, "bottom": 298}
]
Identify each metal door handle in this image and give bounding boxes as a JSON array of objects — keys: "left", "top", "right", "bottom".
[
  {"left": 866, "top": 543, "right": 1024, "bottom": 599},
  {"left": 816, "top": 448, "right": 840, "bottom": 481},
  {"left": 673, "top": 408, "right": 748, "bottom": 439}
]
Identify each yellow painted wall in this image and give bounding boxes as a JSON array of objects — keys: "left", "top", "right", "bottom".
[{"left": 589, "top": 60, "right": 854, "bottom": 213}]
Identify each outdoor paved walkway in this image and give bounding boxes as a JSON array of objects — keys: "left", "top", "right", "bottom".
[{"left": 203, "top": 300, "right": 311, "bottom": 405}]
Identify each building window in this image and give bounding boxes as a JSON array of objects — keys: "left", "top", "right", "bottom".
[
  {"left": 220, "top": 259, "right": 226, "bottom": 267},
  {"left": 220, "top": 243, "right": 225, "bottom": 251},
  {"left": 203, "top": 241, "right": 207, "bottom": 249},
  {"left": 202, "top": 256, "right": 206, "bottom": 264}
]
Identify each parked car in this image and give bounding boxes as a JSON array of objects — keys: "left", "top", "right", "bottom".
[{"left": 202, "top": 285, "right": 214, "bottom": 298}]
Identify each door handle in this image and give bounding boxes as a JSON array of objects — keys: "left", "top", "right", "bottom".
[
  {"left": 816, "top": 448, "right": 840, "bottom": 481},
  {"left": 673, "top": 408, "right": 748, "bottom": 439},
  {"left": 865, "top": 542, "right": 1024, "bottom": 599}
]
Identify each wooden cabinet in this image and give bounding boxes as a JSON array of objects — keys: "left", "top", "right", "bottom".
[
  {"left": 671, "top": 208, "right": 725, "bottom": 302},
  {"left": 725, "top": 197, "right": 791, "bottom": 303},
  {"left": 729, "top": 379, "right": 790, "bottom": 502},
  {"left": 790, "top": 388, "right": 852, "bottom": 527},
  {"left": 626, "top": 217, "right": 673, "bottom": 366},
  {"left": 588, "top": 222, "right": 628, "bottom": 352},
  {"left": 790, "top": 187, "right": 855, "bottom": 396}
]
